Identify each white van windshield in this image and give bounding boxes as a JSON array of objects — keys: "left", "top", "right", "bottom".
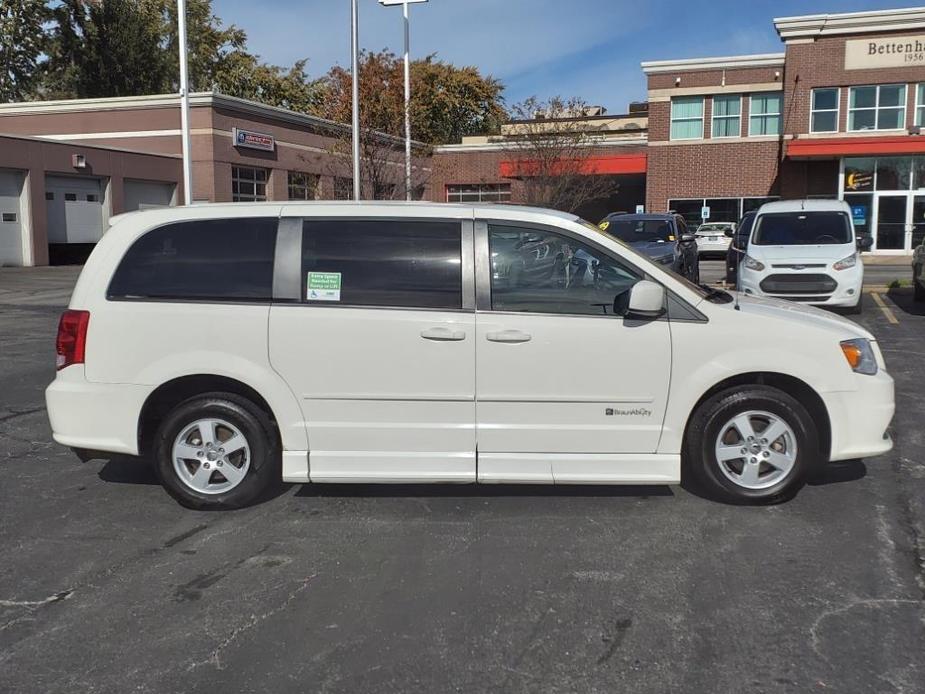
[{"left": 752, "top": 211, "right": 852, "bottom": 246}]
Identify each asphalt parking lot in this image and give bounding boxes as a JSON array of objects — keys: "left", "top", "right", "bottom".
[{"left": 1, "top": 263, "right": 924, "bottom": 694}]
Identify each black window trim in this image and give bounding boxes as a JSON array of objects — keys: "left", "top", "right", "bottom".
[
  {"left": 279, "top": 215, "right": 476, "bottom": 313},
  {"left": 475, "top": 218, "right": 707, "bottom": 323},
  {"left": 106, "top": 215, "right": 280, "bottom": 305}
]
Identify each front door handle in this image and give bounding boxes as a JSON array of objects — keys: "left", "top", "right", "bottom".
[
  {"left": 486, "top": 329, "right": 532, "bottom": 344},
  {"left": 421, "top": 327, "right": 466, "bottom": 341}
]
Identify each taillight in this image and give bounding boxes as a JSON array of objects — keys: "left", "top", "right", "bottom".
[{"left": 55, "top": 310, "right": 90, "bottom": 371}]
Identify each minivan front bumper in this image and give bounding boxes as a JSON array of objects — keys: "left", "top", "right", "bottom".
[
  {"left": 740, "top": 263, "right": 863, "bottom": 307},
  {"left": 822, "top": 369, "right": 895, "bottom": 461}
]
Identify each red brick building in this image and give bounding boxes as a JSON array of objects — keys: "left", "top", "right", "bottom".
[
  {"left": 4, "top": 6, "right": 925, "bottom": 265},
  {"left": 642, "top": 6, "right": 925, "bottom": 254}
]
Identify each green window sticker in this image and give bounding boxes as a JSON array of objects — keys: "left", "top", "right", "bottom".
[{"left": 307, "top": 271, "right": 342, "bottom": 301}]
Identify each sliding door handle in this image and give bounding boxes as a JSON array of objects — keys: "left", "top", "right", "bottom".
[
  {"left": 486, "top": 329, "right": 532, "bottom": 344},
  {"left": 421, "top": 327, "right": 466, "bottom": 341}
]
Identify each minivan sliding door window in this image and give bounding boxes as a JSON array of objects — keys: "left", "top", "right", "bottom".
[{"left": 301, "top": 220, "right": 463, "bottom": 309}]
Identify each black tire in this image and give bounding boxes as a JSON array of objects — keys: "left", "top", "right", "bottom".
[
  {"left": 153, "top": 392, "right": 280, "bottom": 510},
  {"left": 684, "top": 386, "right": 820, "bottom": 505},
  {"left": 914, "top": 266, "right": 925, "bottom": 302}
]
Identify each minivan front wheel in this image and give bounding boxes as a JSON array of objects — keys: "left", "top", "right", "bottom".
[
  {"left": 153, "top": 393, "right": 279, "bottom": 509},
  {"left": 685, "top": 386, "right": 820, "bottom": 504}
]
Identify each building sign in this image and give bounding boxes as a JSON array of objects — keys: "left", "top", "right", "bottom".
[
  {"left": 232, "top": 127, "right": 275, "bottom": 152},
  {"left": 851, "top": 204, "right": 868, "bottom": 227},
  {"left": 845, "top": 36, "right": 925, "bottom": 70},
  {"left": 701, "top": 206, "right": 710, "bottom": 220}
]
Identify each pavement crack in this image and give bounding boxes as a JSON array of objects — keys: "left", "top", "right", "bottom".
[
  {"left": 0, "top": 589, "right": 73, "bottom": 608},
  {"left": 0, "top": 406, "right": 45, "bottom": 423},
  {"left": 186, "top": 574, "right": 317, "bottom": 671}
]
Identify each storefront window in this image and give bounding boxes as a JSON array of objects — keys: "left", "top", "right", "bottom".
[
  {"left": 848, "top": 85, "right": 906, "bottom": 131},
  {"left": 670, "top": 97, "right": 704, "bottom": 140},
  {"left": 667, "top": 199, "right": 704, "bottom": 228},
  {"left": 742, "top": 197, "right": 779, "bottom": 214},
  {"left": 844, "top": 158, "right": 875, "bottom": 192},
  {"left": 749, "top": 92, "right": 782, "bottom": 136},
  {"left": 810, "top": 88, "right": 839, "bottom": 133},
  {"left": 711, "top": 95, "right": 741, "bottom": 138},
  {"left": 876, "top": 157, "right": 912, "bottom": 191},
  {"left": 843, "top": 193, "right": 873, "bottom": 237},
  {"left": 703, "top": 198, "right": 740, "bottom": 223}
]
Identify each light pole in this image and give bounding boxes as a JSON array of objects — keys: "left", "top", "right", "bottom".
[
  {"left": 177, "top": 0, "right": 193, "bottom": 205},
  {"left": 351, "top": 0, "right": 361, "bottom": 200},
  {"left": 379, "top": 0, "right": 428, "bottom": 201}
]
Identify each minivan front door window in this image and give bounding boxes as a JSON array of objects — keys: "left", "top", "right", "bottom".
[{"left": 488, "top": 225, "right": 641, "bottom": 316}]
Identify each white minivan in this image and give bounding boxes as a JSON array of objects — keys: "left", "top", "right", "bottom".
[
  {"left": 738, "top": 200, "right": 870, "bottom": 313},
  {"left": 46, "top": 203, "right": 894, "bottom": 508}
]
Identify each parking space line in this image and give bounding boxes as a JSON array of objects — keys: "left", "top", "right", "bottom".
[{"left": 870, "top": 292, "right": 899, "bottom": 325}]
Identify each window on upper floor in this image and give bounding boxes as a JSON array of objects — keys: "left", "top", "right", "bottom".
[
  {"left": 811, "top": 88, "right": 840, "bottom": 133},
  {"left": 711, "top": 94, "right": 741, "bottom": 138},
  {"left": 749, "top": 92, "right": 782, "bottom": 136},
  {"left": 670, "top": 96, "right": 704, "bottom": 140},
  {"left": 848, "top": 84, "right": 906, "bottom": 131},
  {"left": 916, "top": 84, "right": 925, "bottom": 127}
]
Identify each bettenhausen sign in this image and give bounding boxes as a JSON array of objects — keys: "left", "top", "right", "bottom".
[
  {"left": 845, "top": 36, "right": 925, "bottom": 70},
  {"left": 232, "top": 127, "right": 275, "bottom": 151}
]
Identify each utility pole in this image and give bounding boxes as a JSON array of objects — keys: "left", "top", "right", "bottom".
[{"left": 177, "top": 0, "right": 193, "bottom": 205}]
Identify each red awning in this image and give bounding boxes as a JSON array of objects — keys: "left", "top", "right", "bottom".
[
  {"left": 786, "top": 135, "right": 925, "bottom": 159},
  {"left": 500, "top": 152, "right": 647, "bottom": 178}
]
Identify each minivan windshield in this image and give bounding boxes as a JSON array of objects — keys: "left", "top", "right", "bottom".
[
  {"left": 752, "top": 211, "right": 852, "bottom": 246},
  {"left": 603, "top": 219, "right": 674, "bottom": 243}
]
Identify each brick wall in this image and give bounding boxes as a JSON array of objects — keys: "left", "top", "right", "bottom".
[{"left": 784, "top": 34, "right": 925, "bottom": 136}]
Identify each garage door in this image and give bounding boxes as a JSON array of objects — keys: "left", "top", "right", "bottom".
[
  {"left": 0, "top": 170, "right": 24, "bottom": 266},
  {"left": 124, "top": 179, "right": 175, "bottom": 211},
  {"left": 45, "top": 176, "right": 103, "bottom": 244}
]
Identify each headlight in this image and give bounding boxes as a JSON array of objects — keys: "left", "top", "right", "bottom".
[
  {"left": 840, "top": 338, "right": 878, "bottom": 375},
  {"left": 743, "top": 255, "right": 765, "bottom": 271},
  {"left": 833, "top": 253, "right": 858, "bottom": 271}
]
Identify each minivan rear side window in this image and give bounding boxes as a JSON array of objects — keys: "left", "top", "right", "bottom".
[
  {"left": 108, "top": 218, "right": 278, "bottom": 301},
  {"left": 301, "top": 220, "right": 462, "bottom": 309},
  {"left": 752, "top": 211, "right": 852, "bottom": 245}
]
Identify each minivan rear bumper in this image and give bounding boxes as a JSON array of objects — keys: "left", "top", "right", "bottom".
[{"left": 45, "top": 366, "right": 150, "bottom": 456}]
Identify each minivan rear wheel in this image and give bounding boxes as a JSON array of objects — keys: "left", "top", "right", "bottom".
[
  {"left": 685, "top": 386, "right": 820, "bottom": 504},
  {"left": 153, "top": 393, "right": 280, "bottom": 509}
]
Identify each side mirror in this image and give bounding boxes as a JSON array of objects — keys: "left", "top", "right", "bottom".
[
  {"left": 857, "top": 235, "right": 873, "bottom": 251},
  {"left": 724, "top": 229, "right": 734, "bottom": 238},
  {"left": 679, "top": 233, "right": 696, "bottom": 244},
  {"left": 625, "top": 280, "right": 665, "bottom": 320}
]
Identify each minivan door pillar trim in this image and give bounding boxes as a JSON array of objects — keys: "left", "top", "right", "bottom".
[{"left": 273, "top": 217, "right": 302, "bottom": 301}]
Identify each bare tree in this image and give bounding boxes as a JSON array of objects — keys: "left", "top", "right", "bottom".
[
  {"left": 503, "top": 96, "right": 618, "bottom": 213},
  {"left": 322, "top": 126, "right": 431, "bottom": 200}
]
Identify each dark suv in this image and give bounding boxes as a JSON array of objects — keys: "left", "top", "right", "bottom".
[{"left": 599, "top": 213, "right": 700, "bottom": 283}]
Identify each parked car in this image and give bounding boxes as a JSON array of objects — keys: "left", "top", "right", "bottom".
[
  {"left": 695, "top": 222, "right": 734, "bottom": 258},
  {"left": 47, "top": 202, "right": 894, "bottom": 509},
  {"left": 913, "top": 239, "right": 925, "bottom": 302},
  {"left": 725, "top": 211, "right": 756, "bottom": 285},
  {"left": 737, "top": 200, "right": 872, "bottom": 314},
  {"left": 598, "top": 212, "right": 700, "bottom": 283}
]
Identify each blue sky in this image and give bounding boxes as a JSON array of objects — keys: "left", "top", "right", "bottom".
[{"left": 216, "top": 0, "right": 913, "bottom": 113}]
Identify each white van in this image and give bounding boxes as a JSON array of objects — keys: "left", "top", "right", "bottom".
[
  {"left": 46, "top": 203, "right": 894, "bottom": 508},
  {"left": 738, "top": 200, "right": 869, "bottom": 314}
]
